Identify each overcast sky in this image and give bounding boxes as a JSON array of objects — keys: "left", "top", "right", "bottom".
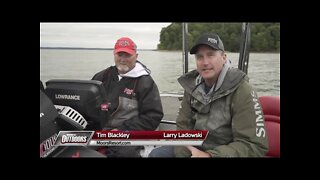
[{"left": 40, "top": 23, "right": 172, "bottom": 49}]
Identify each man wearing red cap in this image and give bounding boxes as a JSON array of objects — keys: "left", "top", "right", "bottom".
[{"left": 92, "top": 37, "right": 164, "bottom": 157}]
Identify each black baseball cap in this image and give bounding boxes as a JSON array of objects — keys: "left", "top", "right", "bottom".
[{"left": 190, "top": 33, "right": 224, "bottom": 54}]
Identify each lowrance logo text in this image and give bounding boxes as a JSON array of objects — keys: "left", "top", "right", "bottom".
[{"left": 55, "top": 94, "right": 80, "bottom": 101}]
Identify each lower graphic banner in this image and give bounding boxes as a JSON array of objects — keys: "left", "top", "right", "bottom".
[{"left": 54, "top": 130, "right": 209, "bottom": 146}]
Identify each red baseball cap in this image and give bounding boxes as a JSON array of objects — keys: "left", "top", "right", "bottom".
[{"left": 114, "top": 37, "right": 137, "bottom": 55}]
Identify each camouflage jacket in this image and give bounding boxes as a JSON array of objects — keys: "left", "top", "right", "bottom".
[{"left": 175, "top": 67, "right": 268, "bottom": 157}]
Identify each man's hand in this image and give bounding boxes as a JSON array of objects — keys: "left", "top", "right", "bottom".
[{"left": 186, "top": 146, "right": 211, "bottom": 157}]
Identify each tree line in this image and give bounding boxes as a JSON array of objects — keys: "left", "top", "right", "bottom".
[{"left": 157, "top": 23, "right": 280, "bottom": 52}]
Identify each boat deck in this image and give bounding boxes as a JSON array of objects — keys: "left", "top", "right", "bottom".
[{"left": 158, "top": 94, "right": 183, "bottom": 130}]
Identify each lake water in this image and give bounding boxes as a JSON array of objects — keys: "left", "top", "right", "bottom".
[{"left": 40, "top": 49, "right": 280, "bottom": 96}]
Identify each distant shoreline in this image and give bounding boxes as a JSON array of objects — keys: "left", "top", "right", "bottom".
[
  {"left": 40, "top": 47, "right": 279, "bottom": 53},
  {"left": 40, "top": 47, "right": 157, "bottom": 51}
]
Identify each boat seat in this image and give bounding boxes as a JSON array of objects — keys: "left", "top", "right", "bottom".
[{"left": 259, "top": 96, "right": 280, "bottom": 157}]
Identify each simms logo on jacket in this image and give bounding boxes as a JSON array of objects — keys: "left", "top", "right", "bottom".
[{"left": 251, "top": 91, "right": 266, "bottom": 138}]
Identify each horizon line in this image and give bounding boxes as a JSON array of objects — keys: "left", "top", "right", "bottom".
[{"left": 40, "top": 46, "right": 157, "bottom": 51}]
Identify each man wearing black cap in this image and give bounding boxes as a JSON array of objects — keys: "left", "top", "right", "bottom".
[{"left": 149, "top": 33, "right": 268, "bottom": 157}]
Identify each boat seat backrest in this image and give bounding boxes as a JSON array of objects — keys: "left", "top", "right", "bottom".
[{"left": 258, "top": 96, "right": 280, "bottom": 157}]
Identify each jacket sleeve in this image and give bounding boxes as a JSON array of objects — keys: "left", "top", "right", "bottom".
[
  {"left": 207, "top": 81, "right": 269, "bottom": 157},
  {"left": 174, "top": 91, "right": 195, "bottom": 157},
  {"left": 91, "top": 69, "right": 105, "bottom": 81},
  {"left": 176, "top": 91, "right": 195, "bottom": 130},
  {"left": 118, "top": 76, "right": 164, "bottom": 131}
]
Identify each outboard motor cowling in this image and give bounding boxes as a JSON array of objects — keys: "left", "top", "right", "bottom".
[
  {"left": 40, "top": 90, "right": 59, "bottom": 143},
  {"left": 45, "top": 79, "right": 109, "bottom": 130}
]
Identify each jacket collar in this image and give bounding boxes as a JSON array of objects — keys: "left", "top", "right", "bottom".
[{"left": 178, "top": 60, "right": 247, "bottom": 97}]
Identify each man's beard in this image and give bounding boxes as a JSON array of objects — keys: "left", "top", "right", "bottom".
[{"left": 116, "top": 64, "right": 130, "bottom": 74}]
